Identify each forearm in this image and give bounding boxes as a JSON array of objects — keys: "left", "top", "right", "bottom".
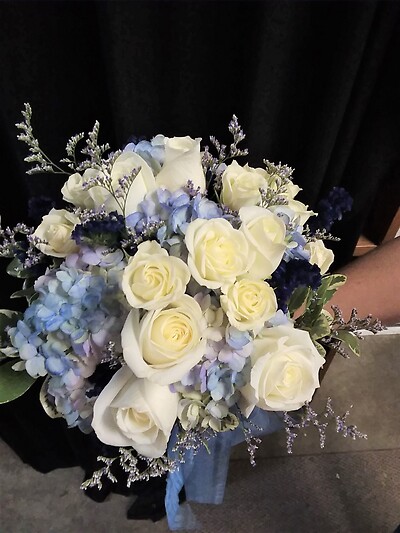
[{"left": 327, "top": 238, "right": 400, "bottom": 326}]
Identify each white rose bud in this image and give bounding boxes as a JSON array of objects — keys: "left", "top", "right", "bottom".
[
  {"left": 61, "top": 169, "right": 108, "bottom": 210},
  {"left": 221, "top": 161, "right": 269, "bottom": 211},
  {"left": 92, "top": 366, "right": 178, "bottom": 459},
  {"left": 286, "top": 199, "right": 315, "bottom": 226},
  {"left": 282, "top": 180, "right": 301, "bottom": 199},
  {"left": 155, "top": 136, "right": 206, "bottom": 192},
  {"left": 110, "top": 151, "right": 156, "bottom": 215},
  {"left": 305, "top": 239, "right": 334, "bottom": 274},
  {"left": 267, "top": 175, "right": 301, "bottom": 201},
  {"left": 221, "top": 278, "right": 277, "bottom": 334},
  {"left": 34, "top": 208, "right": 80, "bottom": 258},
  {"left": 122, "top": 241, "right": 190, "bottom": 310},
  {"left": 240, "top": 325, "right": 325, "bottom": 415},
  {"left": 185, "top": 217, "right": 254, "bottom": 289}
]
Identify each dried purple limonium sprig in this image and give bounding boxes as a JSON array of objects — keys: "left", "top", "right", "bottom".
[
  {"left": 16, "top": 103, "right": 115, "bottom": 177},
  {"left": 77, "top": 119, "right": 111, "bottom": 172},
  {"left": 283, "top": 397, "right": 367, "bottom": 454},
  {"left": 100, "top": 341, "right": 125, "bottom": 368},
  {"left": 118, "top": 448, "right": 177, "bottom": 487},
  {"left": 81, "top": 455, "right": 117, "bottom": 490},
  {"left": 81, "top": 426, "right": 216, "bottom": 491},
  {"left": 324, "top": 398, "right": 368, "bottom": 441},
  {"left": 15, "top": 103, "right": 69, "bottom": 175},
  {"left": 61, "top": 132, "right": 85, "bottom": 171},
  {"left": 0, "top": 221, "right": 47, "bottom": 271},
  {"left": 242, "top": 426, "right": 262, "bottom": 468},
  {"left": 331, "top": 306, "right": 386, "bottom": 336},
  {"left": 234, "top": 407, "right": 265, "bottom": 467},
  {"left": 322, "top": 305, "right": 386, "bottom": 358},
  {"left": 80, "top": 448, "right": 177, "bottom": 491},
  {"left": 202, "top": 114, "right": 249, "bottom": 194},
  {"left": 256, "top": 160, "right": 293, "bottom": 206},
  {"left": 172, "top": 426, "right": 216, "bottom": 464},
  {"left": 303, "top": 227, "right": 341, "bottom": 243}
]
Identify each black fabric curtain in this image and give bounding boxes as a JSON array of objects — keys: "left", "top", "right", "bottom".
[{"left": 0, "top": 0, "right": 399, "bottom": 501}]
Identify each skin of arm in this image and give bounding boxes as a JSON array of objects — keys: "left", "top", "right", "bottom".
[{"left": 326, "top": 237, "right": 400, "bottom": 327}]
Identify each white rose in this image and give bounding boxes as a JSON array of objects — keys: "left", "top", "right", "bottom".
[
  {"left": 239, "top": 206, "right": 287, "bottom": 279},
  {"left": 240, "top": 325, "right": 325, "bottom": 415},
  {"left": 185, "top": 217, "right": 254, "bottom": 289},
  {"left": 122, "top": 240, "right": 191, "bottom": 310},
  {"left": 110, "top": 151, "right": 156, "bottom": 215},
  {"left": 61, "top": 169, "right": 108, "bottom": 209},
  {"left": 155, "top": 136, "right": 206, "bottom": 192},
  {"left": 34, "top": 208, "right": 80, "bottom": 257},
  {"left": 92, "top": 365, "right": 178, "bottom": 458},
  {"left": 121, "top": 295, "right": 207, "bottom": 385},
  {"left": 221, "top": 161, "right": 269, "bottom": 211},
  {"left": 305, "top": 239, "right": 334, "bottom": 274},
  {"left": 220, "top": 278, "right": 277, "bottom": 333}
]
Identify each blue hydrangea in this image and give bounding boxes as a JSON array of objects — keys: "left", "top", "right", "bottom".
[
  {"left": 176, "top": 333, "right": 252, "bottom": 408},
  {"left": 7, "top": 254, "right": 128, "bottom": 431},
  {"left": 191, "top": 194, "right": 222, "bottom": 220},
  {"left": 226, "top": 326, "right": 252, "bottom": 351},
  {"left": 125, "top": 187, "right": 224, "bottom": 241},
  {"left": 284, "top": 230, "right": 311, "bottom": 261},
  {"left": 264, "top": 309, "right": 293, "bottom": 328},
  {"left": 206, "top": 362, "right": 247, "bottom": 406},
  {"left": 46, "top": 373, "right": 95, "bottom": 433},
  {"left": 124, "top": 134, "right": 166, "bottom": 175}
]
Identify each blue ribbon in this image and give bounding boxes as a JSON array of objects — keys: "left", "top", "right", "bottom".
[{"left": 165, "top": 409, "right": 284, "bottom": 530}]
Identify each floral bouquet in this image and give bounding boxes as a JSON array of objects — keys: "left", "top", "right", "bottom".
[{"left": 0, "top": 105, "right": 382, "bottom": 529}]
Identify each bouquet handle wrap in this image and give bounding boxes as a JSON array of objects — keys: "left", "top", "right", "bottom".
[{"left": 166, "top": 408, "right": 284, "bottom": 530}]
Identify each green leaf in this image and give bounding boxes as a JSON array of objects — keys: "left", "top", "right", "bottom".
[
  {"left": 0, "top": 309, "right": 20, "bottom": 332},
  {"left": 335, "top": 330, "right": 361, "bottom": 357},
  {"left": 298, "top": 274, "right": 347, "bottom": 329},
  {"left": 0, "top": 310, "right": 22, "bottom": 352},
  {"left": 313, "top": 340, "right": 327, "bottom": 357},
  {"left": 297, "top": 301, "right": 322, "bottom": 330},
  {"left": 329, "top": 273, "right": 347, "bottom": 287},
  {"left": 0, "top": 360, "right": 36, "bottom": 404},
  {"left": 309, "top": 312, "right": 331, "bottom": 341},
  {"left": 39, "top": 376, "right": 62, "bottom": 418},
  {"left": 288, "top": 286, "right": 310, "bottom": 316},
  {"left": 10, "top": 287, "right": 36, "bottom": 301},
  {"left": 321, "top": 274, "right": 347, "bottom": 306},
  {"left": 6, "top": 257, "right": 34, "bottom": 279}
]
